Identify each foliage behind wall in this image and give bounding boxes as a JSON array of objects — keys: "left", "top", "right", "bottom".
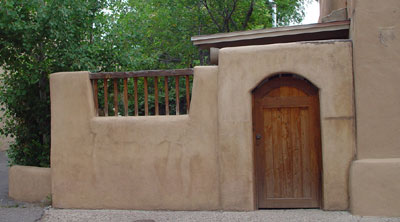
[{"left": 0, "top": 0, "right": 309, "bottom": 167}]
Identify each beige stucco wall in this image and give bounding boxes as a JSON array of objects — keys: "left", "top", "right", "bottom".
[
  {"left": 9, "top": 165, "right": 51, "bottom": 202},
  {"left": 51, "top": 67, "right": 220, "bottom": 210},
  {"left": 217, "top": 40, "right": 355, "bottom": 210},
  {"left": 350, "top": 159, "right": 400, "bottom": 217},
  {"left": 319, "top": 0, "right": 347, "bottom": 21},
  {"left": 348, "top": 0, "right": 400, "bottom": 217},
  {"left": 351, "top": 0, "right": 400, "bottom": 159},
  {"left": 51, "top": 41, "right": 354, "bottom": 211}
]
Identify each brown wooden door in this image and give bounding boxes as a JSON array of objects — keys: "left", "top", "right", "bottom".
[{"left": 253, "top": 76, "right": 322, "bottom": 209}]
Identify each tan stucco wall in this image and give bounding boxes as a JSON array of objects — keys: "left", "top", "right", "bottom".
[
  {"left": 351, "top": 0, "right": 400, "bottom": 159},
  {"left": 9, "top": 165, "right": 51, "bottom": 202},
  {"left": 51, "top": 41, "right": 354, "bottom": 211},
  {"left": 319, "top": 0, "right": 347, "bottom": 21},
  {"left": 217, "top": 40, "right": 355, "bottom": 210},
  {"left": 51, "top": 67, "right": 220, "bottom": 210},
  {"left": 350, "top": 159, "right": 400, "bottom": 217},
  {"left": 347, "top": 0, "right": 400, "bottom": 217}
]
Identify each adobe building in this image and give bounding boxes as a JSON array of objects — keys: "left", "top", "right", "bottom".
[{"left": 11, "top": 0, "right": 399, "bottom": 218}]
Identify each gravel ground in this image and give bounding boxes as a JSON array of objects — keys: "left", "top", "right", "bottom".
[
  {"left": 0, "top": 151, "right": 45, "bottom": 222},
  {"left": 40, "top": 208, "right": 400, "bottom": 222}
]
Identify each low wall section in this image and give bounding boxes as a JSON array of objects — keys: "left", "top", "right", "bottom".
[{"left": 51, "top": 67, "right": 219, "bottom": 210}]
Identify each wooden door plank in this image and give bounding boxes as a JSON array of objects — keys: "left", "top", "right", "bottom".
[
  {"left": 292, "top": 107, "right": 303, "bottom": 198},
  {"left": 300, "top": 107, "right": 311, "bottom": 198},
  {"left": 272, "top": 108, "right": 283, "bottom": 198},
  {"left": 264, "top": 109, "right": 274, "bottom": 199}
]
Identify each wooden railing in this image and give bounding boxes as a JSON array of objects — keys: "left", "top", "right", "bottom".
[{"left": 90, "top": 69, "right": 193, "bottom": 116}]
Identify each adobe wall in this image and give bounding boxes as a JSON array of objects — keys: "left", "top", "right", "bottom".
[
  {"left": 351, "top": 0, "right": 400, "bottom": 159},
  {"left": 9, "top": 165, "right": 51, "bottom": 203},
  {"left": 319, "top": 0, "right": 347, "bottom": 21},
  {"left": 51, "top": 42, "right": 354, "bottom": 211},
  {"left": 50, "top": 67, "right": 220, "bottom": 210},
  {"left": 349, "top": 0, "right": 400, "bottom": 217},
  {"left": 217, "top": 41, "right": 355, "bottom": 210}
]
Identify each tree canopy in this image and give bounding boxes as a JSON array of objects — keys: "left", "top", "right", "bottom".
[{"left": 0, "top": 0, "right": 311, "bottom": 167}]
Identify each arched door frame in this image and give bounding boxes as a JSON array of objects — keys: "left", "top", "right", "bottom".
[{"left": 252, "top": 73, "right": 323, "bottom": 209}]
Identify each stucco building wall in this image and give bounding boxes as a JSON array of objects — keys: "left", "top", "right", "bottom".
[
  {"left": 319, "top": 0, "right": 347, "bottom": 21},
  {"left": 349, "top": 0, "right": 400, "bottom": 217},
  {"left": 51, "top": 41, "right": 354, "bottom": 211}
]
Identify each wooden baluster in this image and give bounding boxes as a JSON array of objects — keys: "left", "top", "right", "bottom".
[
  {"left": 123, "top": 78, "right": 128, "bottom": 116},
  {"left": 113, "top": 79, "right": 118, "bottom": 116},
  {"left": 164, "top": 76, "right": 169, "bottom": 115},
  {"left": 93, "top": 80, "right": 99, "bottom": 116},
  {"left": 104, "top": 79, "right": 108, "bottom": 116},
  {"left": 175, "top": 76, "right": 180, "bottom": 115},
  {"left": 134, "top": 77, "right": 138, "bottom": 116},
  {"left": 144, "top": 77, "right": 149, "bottom": 116},
  {"left": 154, "top": 76, "right": 159, "bottom": 115},
  {"left": 185, "top": 75, "right": 190, "bottom": 113}
]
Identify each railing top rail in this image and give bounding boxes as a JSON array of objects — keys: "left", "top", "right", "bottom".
[{"left": 90, "top": 68, "right": 194, "bottom": 79}]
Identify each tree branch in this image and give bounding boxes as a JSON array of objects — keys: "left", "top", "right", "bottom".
[
  {"left": 201, "top": 0, "right": 223, "bottom": 32},
  {"left": 242, "top": 0, "right": 255, "bottom": 29},
  {"left": 225, "top": 0, "right": 239, "bottom": 32}
]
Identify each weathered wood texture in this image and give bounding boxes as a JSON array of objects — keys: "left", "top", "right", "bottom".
[
  {"left": 253, "top": 76, "right": 322, "bottom": 209},
  {"left": 90, "top": 69, "right": 193, "bottom": 79},
  {"left": 90, "top": 69, "right": 193, "bottom": 116}
]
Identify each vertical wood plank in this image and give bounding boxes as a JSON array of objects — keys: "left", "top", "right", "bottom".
[
  {"left": 164, "top": 76, "right": 169, "bottom": 115},
  {"left": 272, "top": 108, "right": 282, "bottom": 198},
  {"left": 292, "top": 107, "right": 303, "bottom": 198},
  {"left": 185, "top": 75, "right": 190, "bottom": 113},
  {"left": 104, "top": 79, "right": 108, "bottom": 116},
  {"left": 300, "top": 107, "right": 311, "bottom": 198},
  {"left": 264, "top": 109, "right": 274, "bottom": 199},
  {"left": 93, "top": 80, "right": 99, "bottom": 116},
  {"left": 113, "top": 79, "right": 118, "bottom": 116},
  {"left": 123, "top": 78, "right": 128, "bottom": 116},
  {"left": 285, "top": 107, "right": 294, "bottom": 198},
  {"left": 175, "top": 76, "right": 180, "bottom": 115},
  {"left": 144, "top": 77, "right": 148, "bottom": 116},
  {"left": 154, "top": 76, "right": 159, "bottom": 115},
  {"left": 134, "top": 77, "right": 138, "bottom": 116}
]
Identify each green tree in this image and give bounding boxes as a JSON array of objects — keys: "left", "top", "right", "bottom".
[
  {"left": 0, "top": 0, "right": 111, "bottom": 166},
  {"left": 0, "top": 0, "right": 310, "bottom": 167}
]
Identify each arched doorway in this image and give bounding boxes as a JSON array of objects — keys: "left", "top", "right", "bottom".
[{"left": 252, "top": 74, "right": 322, "bottom": 209}]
